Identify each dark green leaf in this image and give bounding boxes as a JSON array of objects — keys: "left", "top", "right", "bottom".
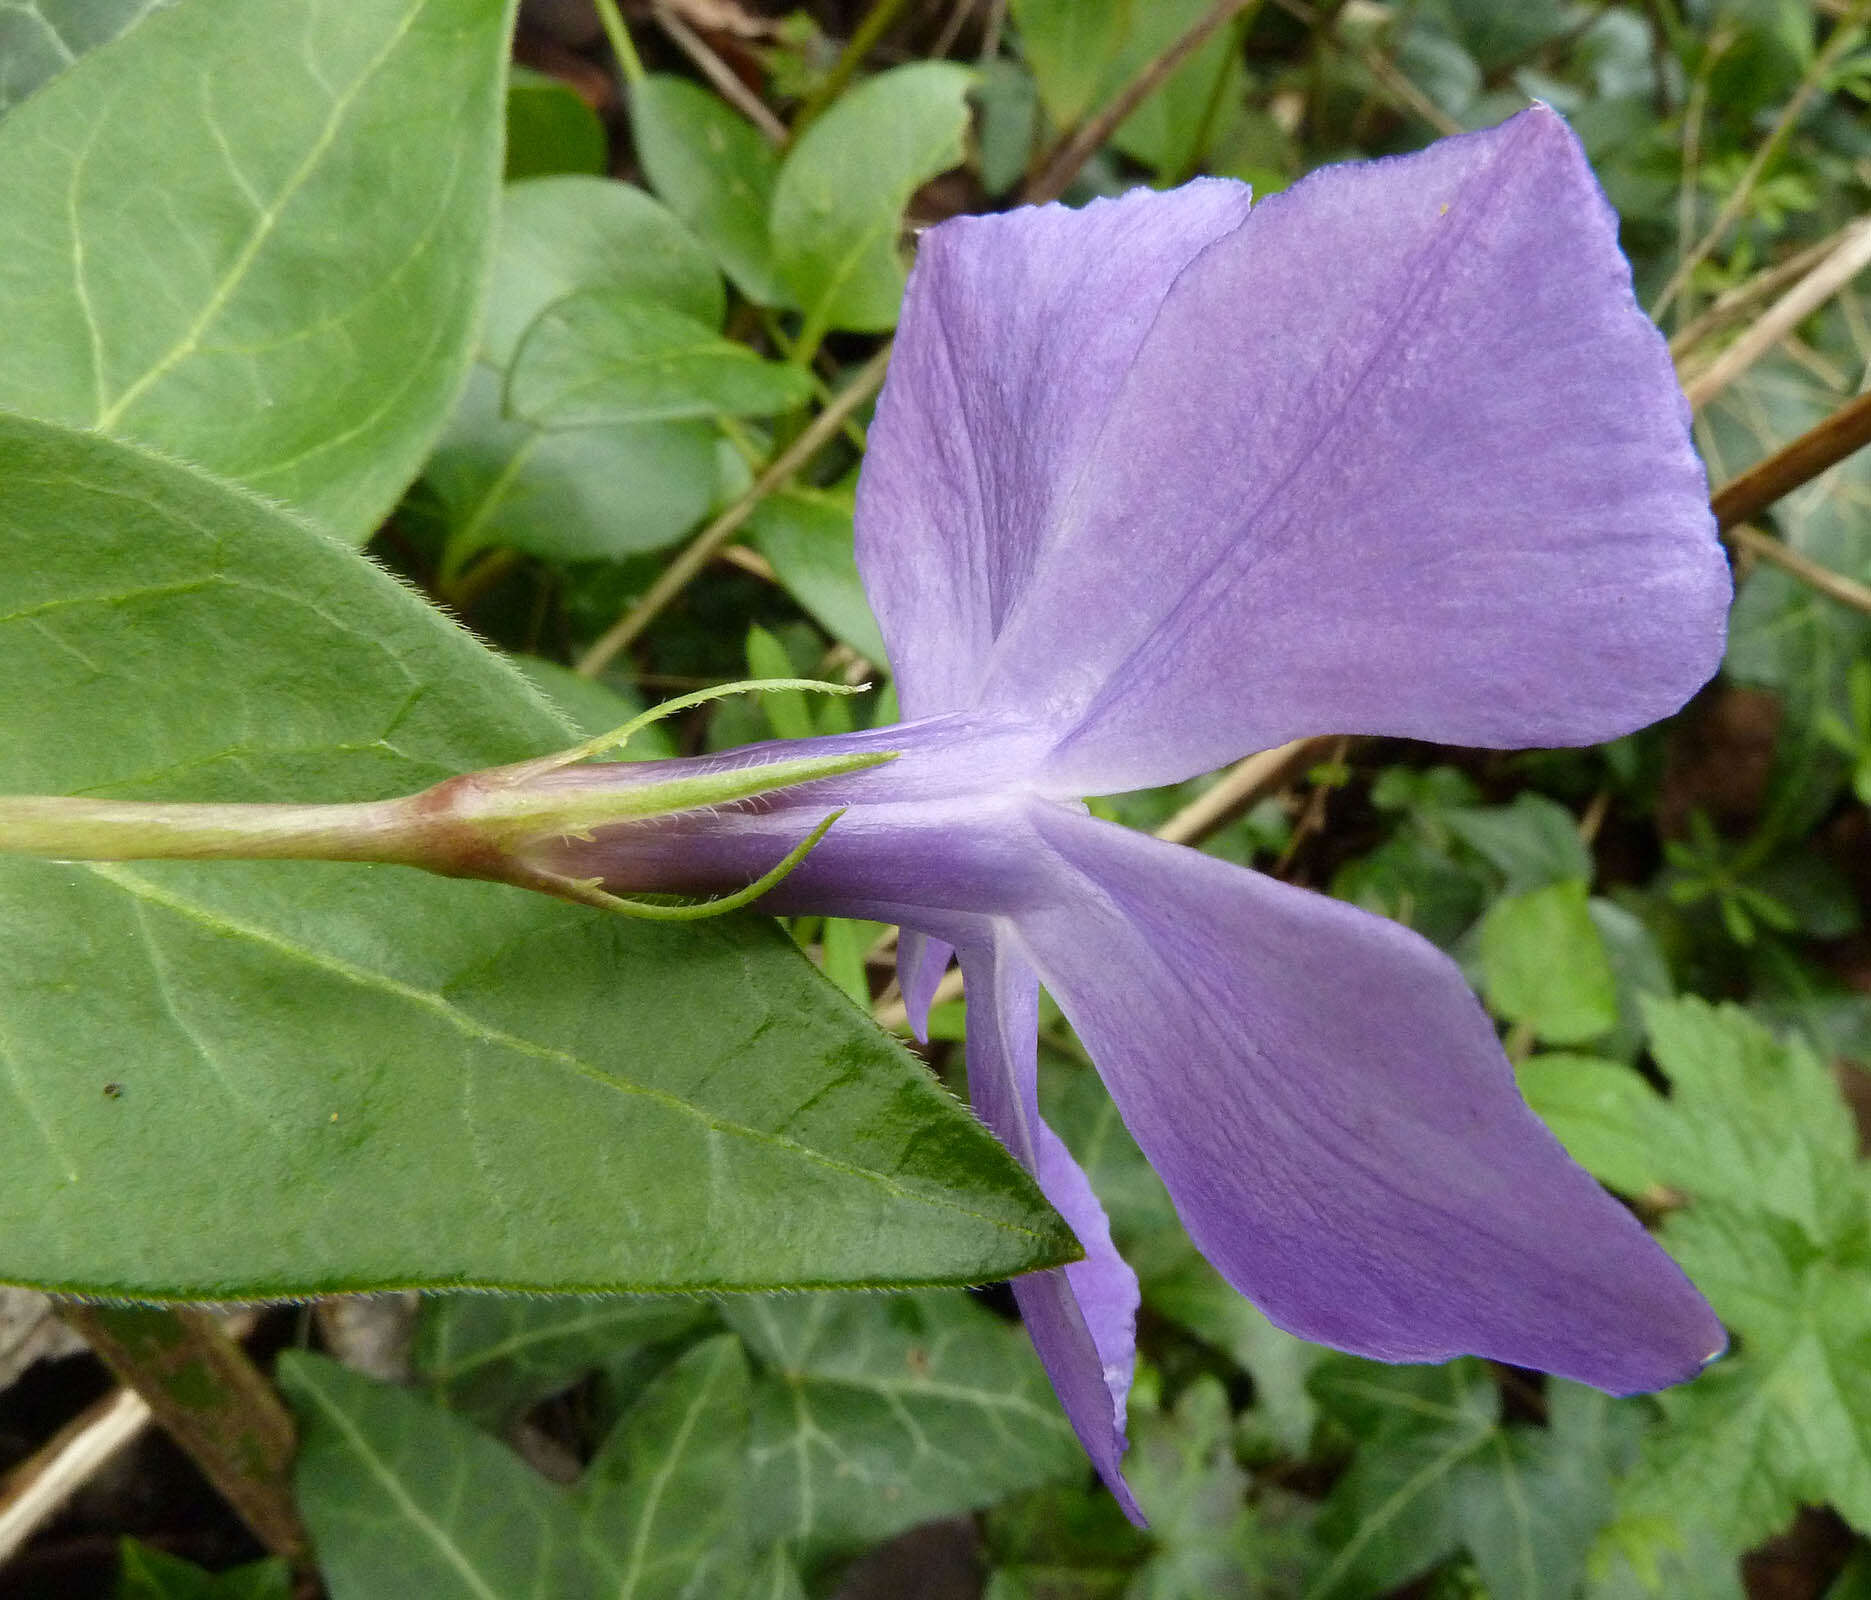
[
  {"left": 0, "top": 0, "right": 518, "bottom": 538},
  {"left": 281, "top": 1352, "right": 604, "bottom": 1600},
  {"left": 725, "top": 1291, "right": 1083, "bottom": 1556},
  {"left": 506, "top": 67, "right": 607, "bottom": 180},
  {"left": 1445, "top": 794, "right": 1595, "bottom": 892},
  {"left": 415, "top": 1294, "right": 713, "bottom": 1427},
  {"left": 575, "top": 1333, "right": 753, "bottom": 1597},
  {"left": 0, "top": 414, "right": 1076, "bottom": 1296},
  {"left": 115, "top": 1541, "right": 289, "bottom": 1600}
]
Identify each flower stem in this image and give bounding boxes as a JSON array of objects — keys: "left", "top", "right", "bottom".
[{"left": 0, "top": 795, "right": 415, "bottom": 865}]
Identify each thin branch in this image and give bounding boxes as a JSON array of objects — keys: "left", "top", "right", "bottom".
[
  {"left": 0, "top": 1389, "right": 151, "bottom": 1565},
  {"left": 792, "top": 0, "right": 916, "bottom": 138},
  {"left": 57, "top": 1304, "right": 307, "bottom": 1567},
  {"left": 1652, "top": 8, "right": 1869, "bottom": 321},
  {"left": 1668, "top": 227, "right": 1846, "bottom": 357},
  {"left": 1682, "top": 216, "right": 1871, "bottom": 410},
  {"left": 1712, "top": 388, "right": 1871, "bottom": 530},
  {"left": 575, "top": 345, "right": 893, "bottom": 678},
  {"left": 649, "top": 0, "right": 788, "bottom": 144},
  {"left": 1024, "top": 0, "right": 1258, "bottom": 204},
  {"left": 1730, "top": 522, "right": 1871, "bottom": 614},
  {"left": 931, "top": 0, "right": 974, "bottom": 58},
  {"left": 590, "top": 0, "right": 647, "bottom": 84},
  {"left": 1358, "top": 40, "right": 1461, "bottom": 137}
]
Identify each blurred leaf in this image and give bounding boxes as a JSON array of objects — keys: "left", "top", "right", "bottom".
[
  {"left": 744, "top": 487, "right": 890, "bottom": 664},
  {"left": 508, "top": 291, "right": 813, "bottom": 427},
  {"left": 771, "top": 62, "right": 974, "bottom": 341},
  {"left": 487, "top": 176, "right": 725, "bottom": 368},
  {"left": 424, "top": 364, "right": 717, "bottom": 563},
  {"left": 1586, "top": 1517, "right": 1744, "bottom": 1600},
  {"left": 115, "top": 1542, "right": 289, "bottom": 1600},
  {"left": 575, "top": 1334, "right": 753, "bottom": 1596},
  {"left": 1589, "top": 897, "right": 1675, "bottom": 1064},
  {"left": 1312, "top": 1360, "right": 1623, "bottom": 1600},
  {"left": 629, "top": 73, "right": 788, "bottom": 307},
  {"left": 281, "top": 1352, "right": 603, "bottom": 1599},
  {"left": 0, "top": 0, "right": 171, "bottom": 117},
  {"left": 738, "top": 1548, "right": 811, "bottom": 1600},
  {"left": 1009, "top": 0, "right": 1127, "bottom": 127},
  {"left": 508, "top": 657, "right": 674, "bottom": 761},
  {"left": 724, "top": 1291, "right": 1083, "bottom": 1556},
  {"left": 1516, "top": 1053, "right": 1666, "bottom": 1197},
  {"left": 1480, "top": 880, "right": 1620, "bottom": 1044},
  {"left": 1445, "top": 794, "right": 1595, "bottom": 892},
  {"left": 1436, "top": 0, "right": 1572, "bottom": 71},
  {"left": 0, "top": 414, "right": 1076, "bottom": 1297},
  {"left": 506, "top": 66, "right": 606, "bottom": 180},
  {"left": 976, "top": 57, "right": 1040, "bottom": 195},
  {"left": 0, "top": 0, "right": 516, "bottom": 538},
  {"left": 985, "top": 1480, "right": 1145, "bottom": 1599},
  {"left": 745, "top": 625, "right": 814, "bottom": 739},
  {"left": 415, "top": 1294, "right": 713, "bottom": 1427}
]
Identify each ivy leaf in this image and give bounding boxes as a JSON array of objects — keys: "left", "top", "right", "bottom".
[
  {"left": 507, "top": 291, "right": 814, "bottom": 427},
  {"left": 723, "top": 1291, "right": 1083, "bottom": 1557},
  {"left": 0, "top": 0, "right": 517, "bottom": 538},
  {"left": 0, "top": 414, "right": 1077, "bottom": 1297},
  {"left": 414, "top": 1294, "right": 713, "bottom": 1428},
  {"left": 575, "top": 1334, "right": 754, "bottom": 1597},
  {"left": 629, "top": 73, "right": 788, "bottom": 307},
  {"left": 0, "top": 0, "right": 172, "bottom": 117},
  {"left": 280, "top": 1352, "right": 604, "bottom": 1600},
  {"left": 770, "top": 62, "right": 974, "bottom": 342},
  {"left": 1311, "top": 1360, "right": 1626, "bottom": 1600}
]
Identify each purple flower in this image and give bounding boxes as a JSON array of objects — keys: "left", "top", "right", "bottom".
[{"left": 520, "top": 107, "right": 1732, "bottom": 1516}]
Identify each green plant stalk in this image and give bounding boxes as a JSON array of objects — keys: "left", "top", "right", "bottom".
[{"left": 791, "top": 0, "right": 918, "bottom": 139}]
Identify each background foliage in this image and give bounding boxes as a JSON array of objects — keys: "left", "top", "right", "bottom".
[{"left": 2, "top": 0, "right": 1870, "bottom": 1596}]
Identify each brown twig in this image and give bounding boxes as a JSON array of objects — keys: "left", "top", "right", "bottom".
[
  {"left": 1024, "top": 0, "right": 1259, "bottom": 204},
  {"left": 0, "top": 1388, "right": 151, "bottom": 1564},
  {"left": 649, "top": 0, "right": 788, "bottom": 144},
  {"left": 575, "top": 344, "right": 892, "bottom": 677},
  {"left": 1729, "top": 523, "right": 1871, "bottom": 615},
  {"left": 1712, "top": 388, "right": 1871, "bottom": 530},
  {"left": 1682, "top": 217, "right": 1871, "bottom": 410},
  {"left": 1668, "top": 228, "right": 1847, "bottom": 358},
  {"left": 57, "top": 1304, "right": 308, "bottom": 1567}
]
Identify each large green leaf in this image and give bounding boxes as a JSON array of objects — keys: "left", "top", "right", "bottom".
[
  {"left": 770, "top": 63, "right": 974, "bottom": 342},
  {"left": 575, "top": 1334, "right": 753, "bottom": 1598},
  {"left": 725, "top": 1291, "right": 1083, "bottom": 1555},
  {"left": 0, "top": 413, "right": 1076, "bottom": 1296},
  {"left": 0, "top": 0, "right": 516, "bottom": 538},
  {"left": 629, "top": 73, "right": 788, "bottom": 307},
  {"left": 281, "top": 1352, "right": 604, "bottom": 1600},
  {"left": 744, "top": 487, "right": 889, "bottom": 665},
  {"left": 0, "top": 0, "right": 170, "bottom": 116},
  {"left": 1478, "top": 880, "right": 1619, "bottom": 1045}
]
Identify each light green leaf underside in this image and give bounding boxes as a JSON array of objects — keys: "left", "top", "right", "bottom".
[
  {"left": 0, "top": 0, "right": 517, "bottom": 538},
  {"left": 0, "top": 412, "right": 1076, "bottom": 1297}
]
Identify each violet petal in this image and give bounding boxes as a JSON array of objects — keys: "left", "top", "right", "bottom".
[
  {"left": 858, "top": 107, "right": 1729, "bottom": 796},
  {"left": 1009, "top": 803, "right": 1726, "bottom": 1392},
  {"left": 956, "top": 935, "right": 1143, "bottom": 1522},
  {"left": 898, "top": 930, "right": 955, "bottom": 1042},
  {"left": 855, "top": 180, "right": 1253, "bottom": 722}
]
